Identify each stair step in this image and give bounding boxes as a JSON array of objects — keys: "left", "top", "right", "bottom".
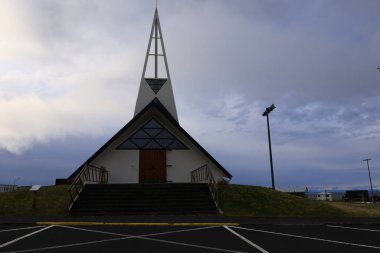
[{"left": 69, "top": 183, "right": 218, "bottom": 216}]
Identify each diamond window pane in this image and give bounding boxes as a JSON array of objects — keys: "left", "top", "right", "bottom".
[
  {"left": 118, "top": 140, "right": 138, "bottom": 149},
  {"left": 144, "top": 140, "right": 163, "bottom": 149},
  {"left": 156, "top": 139, "right": 175, "bottom": 148},
  {"left": 156, "top": 129, "right": 174, "bottom": 139},
  {"left": 144, "top": 128, "right": 163, "bottom": 138},
  {"left": 130, "top": 130, "right": 150, "bottom": 139},
  {"left": 144, "top": 119, "right": 162, "bottom": 129},
  {"left": 168, "top": 140, "right": 187, "bottom": 149},
  {"left": 131, "top": 139, "right": 150, "bottom": 148}
]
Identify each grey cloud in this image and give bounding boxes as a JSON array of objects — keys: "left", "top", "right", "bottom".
[{"left": 1, "top": 1, "right": 379, "bottom": 189}]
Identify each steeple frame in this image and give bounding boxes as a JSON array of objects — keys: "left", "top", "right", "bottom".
[
  {"left": 134, "top": 8, "right": 178, "bottom": 121},
  {"left": 141, "top": 9, "right": 171, "bottom": 81}
]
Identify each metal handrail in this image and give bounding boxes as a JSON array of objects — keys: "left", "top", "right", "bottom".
[
  {"left": 191, "top": 164, "right": 220, "bottom": 213},
  {"left": 67, "top": 164, "right": 108, "bottom": 211}
]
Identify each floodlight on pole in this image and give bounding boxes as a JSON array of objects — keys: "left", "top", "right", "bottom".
[
  {"left": 263, "top": 104, "right": 276, "bottom": 190},
  {"left": 363, "top": 158, "right": 374, "bottom": 203}
]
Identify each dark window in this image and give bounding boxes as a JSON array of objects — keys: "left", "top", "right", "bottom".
[{"left": 118, "top": 119, "right": 188, "bottom": 150}]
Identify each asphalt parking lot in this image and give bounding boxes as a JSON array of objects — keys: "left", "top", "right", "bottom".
[{"left": 1, "top": 223, "right": 380, "bottom": 252}]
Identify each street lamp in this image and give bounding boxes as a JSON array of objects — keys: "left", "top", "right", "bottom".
[
  {"left": 363, "top": 159, "right": 374, "bottom": 203},
  {"left": 263, "top": 104, "right": 276, "bottom": 190}
]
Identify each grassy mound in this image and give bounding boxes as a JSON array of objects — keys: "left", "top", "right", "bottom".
[
  {"left": 1, "top": 184, "right": 379, "bottom": 217},
  {"left": 0, "top": 185, "right": 69, "bottom": 216},
  {"left": 219, "top": 184, "right": 347, "bottom": 217}
]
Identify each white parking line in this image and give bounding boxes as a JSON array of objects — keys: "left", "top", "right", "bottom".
[
  {"left": 3, "top": 225, "right": 246, "bottom": 253},
  {"left": 0, "top": 225, "right": 45, "bottom": 233},
  {"left": 224, "top": 226, "right": 269, "bottom": 253},
  {"left": 57, "top": 224, "right": 214, "bottom": 237},
  {"left": 0, "top": 225, "right": 54, "bottom": 249},
  {"left": 327, "top": 224, "right": 380, "bottom": 233},
  {"left": 231, "top": 226, "right": 380, "bottom": 250}
]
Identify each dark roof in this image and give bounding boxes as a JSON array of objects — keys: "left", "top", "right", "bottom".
[{"left": 68, "top": 98, "right": 232, "bottom": 179}]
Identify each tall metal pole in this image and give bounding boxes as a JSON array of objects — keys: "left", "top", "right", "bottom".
[
  {"left": 266, "top": 113, "right": 275, "bottom": 190},
  {"left": 263, "top": 104, "right": 276, "bottom": 190},
  {"left": 363, "top": 158, "right": 374, "bottom": 203}
]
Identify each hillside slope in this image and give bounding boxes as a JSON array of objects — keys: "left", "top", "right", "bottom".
[
  {"left": 0, "top": 185, "right": 69, "bottom": 216},
  {"left": 219, "top": 184, "right": 347, "bottom": 217}
]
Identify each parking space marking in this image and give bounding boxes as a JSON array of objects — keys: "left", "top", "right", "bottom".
[
  {"left": 0, "top": 225, "right": 45, "bottom": 233},
  {"left": 0, "top": 225, "right": 54, "bottom": 249},
  {"left": 57, "top": 224, "right": 216, "bottom": 237},
  {"left": 38, "top": 221, "right": 239, "bottom": 226},
  {"left": 3, "top": 226, "right": 246, "bottom": 253},
  {"left": 58, "top": 225, "right": 245, "bottom": 253},
  {"left": 327, "top": 224, "right": 380, "bottom": 233},
  {"left": 124, "top": 236, "right": 246, "bottom": 253},
  {"left": 2, "top": 237, "right": 128, "bottom": 253},
  {"left": 224, "top": 226, "right": 269, "bottom": 253},
  {"left": 231, "top": 226, "right": 380, "bottom": 250}
]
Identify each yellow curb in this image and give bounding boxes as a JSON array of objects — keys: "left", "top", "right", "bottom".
[{"left": 37, "top": 222, "right": 239, "bottom": 227}]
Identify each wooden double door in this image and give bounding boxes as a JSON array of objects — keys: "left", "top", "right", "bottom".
[{"left": 139, "top": 149, "right": 166, "bottom": 183}]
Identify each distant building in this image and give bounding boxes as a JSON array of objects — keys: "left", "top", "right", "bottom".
[
  {"left": 278, "top": 187, "right": 308, "bottom": 198},
  {"left": 0, "top": 184, "right": 16, "bottom": 192},
  {"left": 316, "top": 192, "right": 333, "bottom": 201}
]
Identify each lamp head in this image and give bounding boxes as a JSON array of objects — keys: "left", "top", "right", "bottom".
[{"left": 262, "top": 104, "right": 276, "bottom": 116}]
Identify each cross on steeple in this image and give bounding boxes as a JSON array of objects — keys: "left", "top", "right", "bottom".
[{"left": 134, "top": 8, "right": 178, "bottom": 121}]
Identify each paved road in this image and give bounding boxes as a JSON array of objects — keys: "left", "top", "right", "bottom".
[{"left": 1, "top": 223, "right": 380, "bottom": 252}]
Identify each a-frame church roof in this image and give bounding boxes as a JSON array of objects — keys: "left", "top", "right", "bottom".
[{"left": 69, "top": 98, "right": 232, "bottom": 180}]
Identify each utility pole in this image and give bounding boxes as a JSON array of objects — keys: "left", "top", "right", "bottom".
[
  {"left": 363, "top": 158, "right": 374, "bottom": 203},
  {"left": 263, "top": 104, "right": 276, "bottom": 190}
]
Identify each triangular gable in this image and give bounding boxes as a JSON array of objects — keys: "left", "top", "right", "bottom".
[{"left": 68, "top": 98, "right": 232, "bottom": 180}]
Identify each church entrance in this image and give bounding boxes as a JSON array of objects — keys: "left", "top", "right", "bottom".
[{"left": 139, "top": 149, "right": 166, "bottom": 183}]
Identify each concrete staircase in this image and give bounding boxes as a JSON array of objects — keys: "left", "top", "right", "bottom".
[{"left": 69, "top": 183, "right": 218, "bottom": 216}]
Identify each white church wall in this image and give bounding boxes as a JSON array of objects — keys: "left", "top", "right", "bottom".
[
  {"left": 166, "top": 149, "right": 226, "bottom": 183},
  {"left": 89, "top": 115, "right": 148, "bottom": 184},
  {"left": 166, "top": 150, "right": 206, "bottom": 182},
  {"left": 92, "top": 150, "right": 139, "bottom": 184}
]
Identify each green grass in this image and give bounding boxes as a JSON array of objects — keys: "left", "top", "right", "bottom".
[
  {"left": 219, "top": 184, "right": 348, "bottom": 217},
  {"left": 0, "top": 185, "right": 69, "bottom": 216},
  {"left": 325, "top": 201, "right": 380, "bottom": 217},
  {"left": 1, "top": 184, "right": 379, "bottom": 217}
]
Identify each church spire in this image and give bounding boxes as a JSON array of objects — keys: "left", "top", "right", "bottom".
[{"left": 134, "top": 8, "right": 178, "bottom": 121}]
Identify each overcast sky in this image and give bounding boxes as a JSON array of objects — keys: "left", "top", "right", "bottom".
[{"left": 1, "top": 0, "right": 380, "bottom": 191}]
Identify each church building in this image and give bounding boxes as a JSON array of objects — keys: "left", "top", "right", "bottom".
[{"left": 67, "top": 8, "right": 232, "bottom": 185}]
